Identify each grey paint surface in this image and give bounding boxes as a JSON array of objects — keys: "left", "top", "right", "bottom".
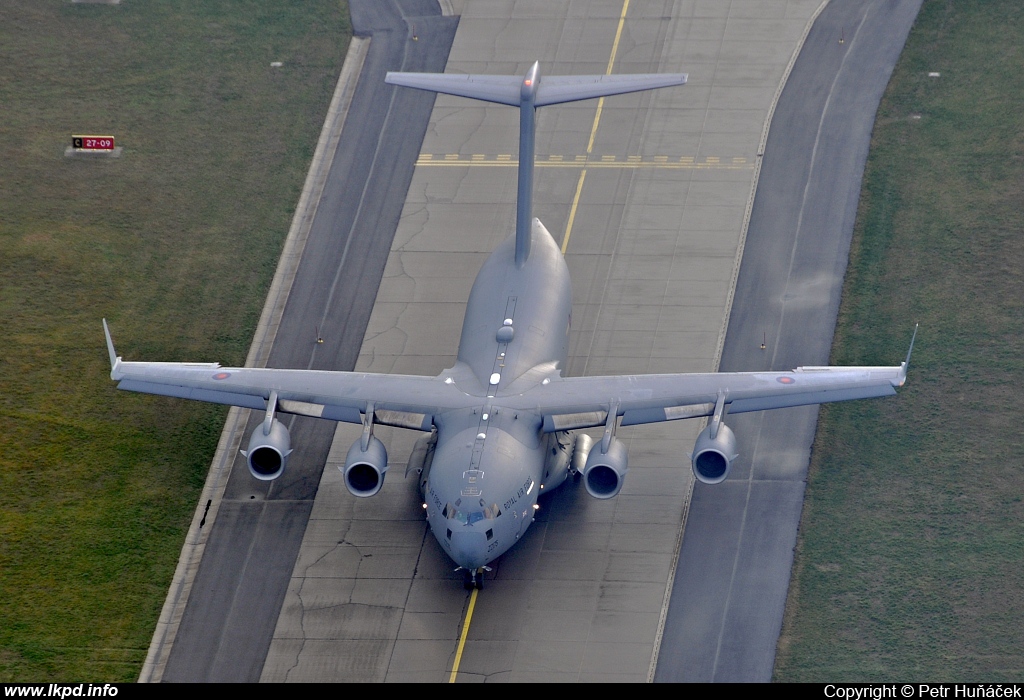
[{"left": 654, "top": 0, "right": 923, "bottom": 682}]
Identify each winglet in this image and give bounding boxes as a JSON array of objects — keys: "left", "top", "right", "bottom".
[
  {"left": 896, "top": 323, "right": 918, "bottom": 387},
  {"left": 102, "top": 319, "right": 123, "bottom": 379}
]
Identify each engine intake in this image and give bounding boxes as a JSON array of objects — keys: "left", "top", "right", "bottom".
[
  {"left": 343, "top": 436, "right": 388, "bottom": 497},
  {"left": 243, "top": 419, "right": 292, "bottom": 481},
  {"left": 691, "top": 422, "right": 738, "bottom": 484},
  {"left": 583, "top": 437, "right": 628, "bottom": 499}
]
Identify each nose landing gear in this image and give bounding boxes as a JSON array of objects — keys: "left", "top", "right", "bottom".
[
  {"left": 458, "top": 566, "right": 491, "bottom": 590},
  {"left": 463, "top": 568, "right": 480, "bottom": 590}
]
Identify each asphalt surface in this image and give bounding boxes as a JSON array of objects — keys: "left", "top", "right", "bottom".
[
  {"left": 151, "top": 0, "right": 924, "bottom": 683},
  {"left": 160, "top": 0, "right": 457, "bottom": 682},
  {"left": 654, "top": 0, "right": 923, "bottom": 682},
  {"left": 260, "top": 0, "right": 816, "bottom": 683}
]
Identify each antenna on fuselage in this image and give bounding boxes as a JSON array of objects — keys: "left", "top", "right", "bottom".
[{"left": 385, "top": 64, "right": 687, "bottom": 267}]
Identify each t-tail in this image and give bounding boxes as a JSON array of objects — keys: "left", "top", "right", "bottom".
[{"left": 385, "top": 62, "right": 687, "bottom": 267}]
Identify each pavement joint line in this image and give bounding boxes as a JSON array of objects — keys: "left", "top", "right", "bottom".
[
  {"left": 138, "top": 35, "right": 371, "bottom": 683},
  {"left": 645, "top": 0, "right": 834, "bottom": 682}
]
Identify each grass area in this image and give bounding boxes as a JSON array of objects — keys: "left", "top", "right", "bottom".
[
  {"left": 0, "top": 1, "right": 350, "bottom": 681},
  {"left": 775, "top": 0, "right": 1024, "bottom": 681}
]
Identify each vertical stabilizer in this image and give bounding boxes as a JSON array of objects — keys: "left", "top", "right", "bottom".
[
  {"left": 385, "top": 65, "right": 686, "bottom": 266},
  {"left": 515, "top": 62, "right": 540, "bottom": 266}
]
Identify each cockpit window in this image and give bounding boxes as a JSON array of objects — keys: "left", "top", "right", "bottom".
[{"left": 445, "top": 502, "right": 501, "bottom": 524}]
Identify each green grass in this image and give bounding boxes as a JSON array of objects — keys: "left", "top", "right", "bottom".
[
  {"left": 775, "top": 0, "right": 1024, "bottom": 681},
  {"left": 0, "top": 1, "right": 350, "bottom": 681}
]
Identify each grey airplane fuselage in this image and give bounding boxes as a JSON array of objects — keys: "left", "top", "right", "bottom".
[
  {"left": 424, "top": 220, "right": 572, "bottom": 570},
  {"left": 104, "top": 65, "right": 913, "bottom": 588},
  {"left": 104, "top": 65, "right": 911, "bottom": 585}
]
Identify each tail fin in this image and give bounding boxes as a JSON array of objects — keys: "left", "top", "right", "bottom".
[{"left": 386, "top": 63, "right": 686, "bottom": 267}]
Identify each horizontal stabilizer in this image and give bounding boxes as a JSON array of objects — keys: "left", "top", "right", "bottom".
[
  {"left": 385, "top": 72, "right": 523, "bottom": 106},
  {"left": 387, "top": 63, "right": 687, "bottom": 267},
  {"left": 535, "top": 73, "right": 688, "bottom": 106},
  {"left": 385, "top": 71, "right": 688, "bottom": 107}
]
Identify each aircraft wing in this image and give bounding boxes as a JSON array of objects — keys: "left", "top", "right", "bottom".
[
  {"left": 523, "top": 331, "right": 915, "bottom": 433},
  {"left": 103, "top": 321, "right": 470, "bottom": 430},
  {"left": 105, "top": 319, "right": 914, "bottom": 433}
]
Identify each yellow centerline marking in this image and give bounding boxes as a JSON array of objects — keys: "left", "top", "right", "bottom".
[
  {"left": 416, "top": 157, "right": 753, "bottom": 170},
  {"left": 563, "top": 169, "right": 588, "bottom": 250},
  {"left": 562, "top": 0, "right": 630, "bottom": 254},
  {"left": 448, "top": 588, "right": 478, "bottom": 683},
  {"left": 448, "top": 0, "right": 631, "bottom": 680}
]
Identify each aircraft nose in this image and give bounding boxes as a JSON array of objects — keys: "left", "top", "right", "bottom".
[{"left": 449, "top": 530, "right": 488, "bottom": 569}]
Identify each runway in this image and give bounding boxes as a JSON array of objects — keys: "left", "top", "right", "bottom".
[
  {"left": 654, "top": 0, "right": 923, "bottom": 682},
  {"left": 148, "top": 0, "right": 458, "bottom": 683},
  {"left": 146, "top": 0, "right": 922, "bottom": 683},
  {"left": 259, "top": 0, "right": 856, "bottom": 683}
]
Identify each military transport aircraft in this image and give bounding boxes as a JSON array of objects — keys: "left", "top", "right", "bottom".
[{"left": 104, "top": 63, "right": 914, "bottom": 589}]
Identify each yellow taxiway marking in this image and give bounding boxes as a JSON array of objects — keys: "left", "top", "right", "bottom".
[
  {"left": 415, "top": 155, "right": 753, "bottom": 170},
  {"left": 563, "top": 169, "right": 587, "bottom": 252},
  {"left": 448, "top": 3, "right": 631, "bottom": 678},
  {"left": 561, "top": 0, "right": 631, "bottom": 254},
  {"left": 449, "top": 588, "right": 479, "bottom": 683}
]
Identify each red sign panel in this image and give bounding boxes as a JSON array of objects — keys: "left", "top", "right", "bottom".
[{"left": 72, "top": 135, "right": 115, "bottom": 151}]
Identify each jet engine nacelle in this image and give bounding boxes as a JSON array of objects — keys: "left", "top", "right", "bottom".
[
  {"left": 691, "top": 422, "right": 739, "bottom": 485},
  {"left": 244, "top": 418, "right": 292, "bottom": 481},
  {"left": 343, "top": 436, "right": 388, "bottom": 498},
  {"left": 582, "top": 437, "right": 628, "bottom": 499}
]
